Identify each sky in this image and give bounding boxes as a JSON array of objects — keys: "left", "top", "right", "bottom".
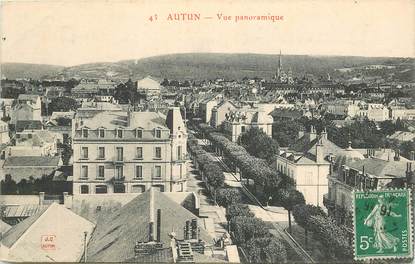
[{"left": 1, "top": 0, "right": 414, "bottom": 66}]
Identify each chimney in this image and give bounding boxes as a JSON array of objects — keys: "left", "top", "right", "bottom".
[
  {"left": 156, "top": 209, "right": 161, "bottom": 242},
  {"left": 185, "top": 220, "right": 191, "bottom": 240},
  {"left": 187, "top": 220, "right": 192, "bottom": 240},
  {"left": 191, "top": 219, "right": 198, "bottom": 240},
  {"left": 149, "top": 188, "right": 155, "bottom": 241},
  {"left": 406, "top": 162, "right": 412, "bottom": 173},
  {"left": 410, "top": 151, "right": 415, "bottom": 161},
  {"left": 166, "top": 107, "right": 185, "bottom": 136},
  {"left": 316, "top": 137, "right": 324, "bottom": 163},
  {"left": 394, "top": 150, "right": 401, "bottom": 161},
  {"left": 321, "top": 127, "right": 328, "bottom": 140},
  {"left": 406, "top": 162, "right": 415, "bottom": 185},
  {"left": 309, "top": 125, "right": 317, "bottom": 141}
]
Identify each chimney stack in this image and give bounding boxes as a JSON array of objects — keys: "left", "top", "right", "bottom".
[
  {"left": 410, "top": 151, "right": 415, "bottom": 161},
  {"left": 191, "top": 219, "right": 198, "bottom": 240},
  {"left": 149, "top": 188, "right": 155, "bottom": 241},
  {"left": 321, "top": 127, "right": 328, "bottom": 140},
  {"left": 316, "top": 137, "right": 324, "bottom": 163},
  {"left": 309, "top": 125, "right": 317, "bottom": 141},
  {"left": 156, "top": 209, "right": 161, "bottom": 242},
  {"left": 394, "top": 150, "right": 401, "bottom": 161},
  {"left": 185, "top": 220, "right": 191, "bottom": 240}
]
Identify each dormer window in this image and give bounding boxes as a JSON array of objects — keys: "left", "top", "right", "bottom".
[
  {"left": 99, "top": 128, "right": 105, "bottom": 138},
  {"left": 116, "top": 129, "right": 123, "bottom": 138},
  {"left": 155, "top": 129, "right": 161, "bottom": 139},
  {"left": 135, "top": 129, "right": 143, "bottom": 138},
  {"left": 82, "top": 128, "right": 88, "bottom": 138}
]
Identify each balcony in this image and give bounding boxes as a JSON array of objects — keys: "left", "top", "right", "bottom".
[
  {"left": 323, "top": 194, "right": 335, "bottom": 210},
  {"left": 174, "top": 153, "right": 190, "bottom": 163},
  {"left": 112, "top": 158, "right": 125, "bottom": 165},
  {"left": 151, "top": 177, "right": 162, "bottom": 181},
  {"left": 110, "top": 176, "right": 125, "bottom": 184}
]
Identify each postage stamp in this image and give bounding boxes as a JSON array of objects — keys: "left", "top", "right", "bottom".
[
  {"left": 41, "top": 235, "right": 56, "bottom": 250},
  {"left": 353, "top": 189, "right": 413, "bottom": 260}
]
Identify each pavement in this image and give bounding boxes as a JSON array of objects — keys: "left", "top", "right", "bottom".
[{"left": 186, "top": 158, "right": 228, "bottom": 239}]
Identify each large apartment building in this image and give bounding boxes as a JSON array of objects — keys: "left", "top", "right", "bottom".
[{"left": 72, "top": 107, "right": 188, "bottom": 195}]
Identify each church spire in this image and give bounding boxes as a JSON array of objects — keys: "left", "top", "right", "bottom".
[{"left": 276, "top": 49, "right": 282, "bottom": 79}]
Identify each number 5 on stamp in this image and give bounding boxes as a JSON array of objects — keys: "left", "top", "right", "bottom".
[{"left": 353, "top": 189, "right": 413, "bottom": 260}]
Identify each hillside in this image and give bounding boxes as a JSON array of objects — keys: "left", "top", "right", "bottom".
[
  {"left": 2, "top": 53, "right": 413, "bottom": 81},
  {"left": 1, "top": 63, "right": 64, "bottom": 80}
]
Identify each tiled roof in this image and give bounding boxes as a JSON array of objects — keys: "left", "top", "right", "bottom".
[
  {"left": 346, "top": 158, "right": 410, "bottom": 178},
  {"left": 3, "top": 156, "right": 61, "bottom": 167},
  {"left": 269, "top": 108, "right": 303, "bottom": 119},
  {"left": 80, "top": 111, "right": 169, "bottom": 130},
  {"left": 2, "top": 206, "right": 49, "bottom": 247},
  {"left": 3, "top": 204, "right": 49, "bottom": 218},
  {"left": 16, "top": 130, "right": 58, "bottom": 147},
  {"left": 17, "top": 94, "right": 39, "bottom": 102},
  {"left": 87, "top": 190, "right": 214, "bottom": 262},
  {"left": 15, "top": 120, "right": 42, "bottom": 132},
  {"left": 1, "top": 203, "right": 95, "bottom": 262},
  {"left": 288, "top": 134, "right": 342, "bottom": 162},
  {"left": 0, "top": 219, "right": 11, "bottom": 234}
]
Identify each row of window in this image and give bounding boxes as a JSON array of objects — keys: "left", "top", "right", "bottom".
[
  {"left": 79, "top": 184, "right": 164, "bottom": 194},
  {"left": 80, "top": 165, "right": 162, "bottom": 179},
  {"left": 80, "top": 146, "right": 183, "bottom": 160},
  {"left": 82, "top": 128, "right": 162, "bottom": 139}
]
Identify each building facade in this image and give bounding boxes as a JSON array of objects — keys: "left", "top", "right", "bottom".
[
  {"left": 10, "top": 94, "right": 42, "bottom": 125},
  {"left": 271, "top": 128, "right": 343, "bottom": 206},
  {"left": 72, "top": 107, "right": 188, "bottom": 195},
  {"left": 222, "top": 106, "right": 273, "bottom": 142}
]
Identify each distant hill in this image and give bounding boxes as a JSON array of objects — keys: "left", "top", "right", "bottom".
[
  {"left": 1, "top": 63, "right": 64, "bottom": 80},
  {"left": 2, "top": 53, "right": 413, "bottom": 81}
]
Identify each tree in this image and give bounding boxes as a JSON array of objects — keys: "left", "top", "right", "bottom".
[
  {"left": 58, "top": 142, "right": 73, "bottom": 165},
  {"left": 230, "top": 216, "right": 269, "bottom": 245},
  {"left": 226, "top": 203, "right": 254, "bottom": 221},
  {"left": 55, "top": 117, "right": 72, "bottom": 126},
  {"left": 292, "top": 204, "right": 327, "bottom": 246},
  {"left": 245, "top": 237, "right": 287, "bottom": 263},
  {"left": 277, "top": 188, "right": 305, "bottom": 233},
  {"left": 239, "top": 127, "right": 278, "bottom": 162},
  {"left": 399, "top": 140, "right": 415, "bottom": 160},
  {"left": 308, "top": 215, "right": 353, "bottom": 260},
  {"left": 48, "top": 97, "right": 79, "bottom": 113},
  {"left": 1, "top": 174, "right": 17, "bottom": 194},
  {"left": 1, "top": 115, "right": 10, "bottom": 122},
  {"left": 216, "top": 188, "right": 242, "bottom": 207},
  {"left": 272, "top": 119, "right": 304, "bottom": 147},
  {"left": 204, "top": 162, "right": 225, "bottom": 203},
  {"left": 114, "top": 79, "right": 137, "bottom": 104}
]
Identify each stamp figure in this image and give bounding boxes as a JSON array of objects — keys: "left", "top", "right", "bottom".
[{"left": 353, "top": 189, "right": 413, "bottom": 260}]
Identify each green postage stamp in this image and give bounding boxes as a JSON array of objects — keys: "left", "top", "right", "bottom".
[{"left": 353, "top": 189, "right": 413, "bottom": 260}]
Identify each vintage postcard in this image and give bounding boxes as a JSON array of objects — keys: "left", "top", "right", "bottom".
[{"left": 0, "top": 0, "right": 414, "bottom": 263}]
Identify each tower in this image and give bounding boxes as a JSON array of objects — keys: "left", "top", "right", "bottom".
[{"left": 276, "top": 50, "right": 283, "bottom": 80}]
